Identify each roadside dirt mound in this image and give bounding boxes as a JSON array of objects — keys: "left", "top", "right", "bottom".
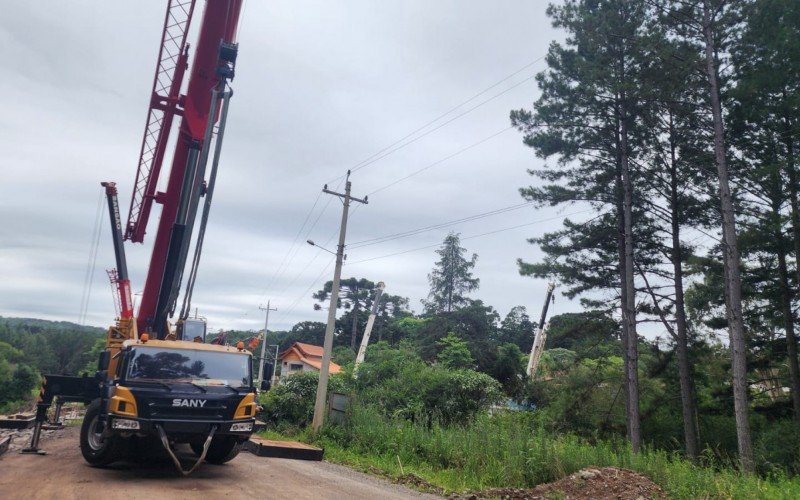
[{"left": 462, "top": 467, "right": 665, "bottom": 499}]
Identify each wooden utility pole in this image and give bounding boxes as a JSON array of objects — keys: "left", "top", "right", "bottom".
[{"left": 311, "top": 172, "right": 367, "bottom": 432}]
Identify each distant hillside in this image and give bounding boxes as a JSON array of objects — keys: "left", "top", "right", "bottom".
[
  {"left": 0, "top": 316, "right": 105, "bottom": 377},
  {"left": 0, "top": 316, "right": 104, "bottom": 335}
]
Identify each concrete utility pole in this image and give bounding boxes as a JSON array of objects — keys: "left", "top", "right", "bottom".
[
  {"left": 311, "top": 171, "right": 367, "bottom": 432},
  {"left": 353, "top": 282, "right": 385, "bottom": 377},
  {"left": 270, "top": 344, "right": 280, "bottom": 386},
  {"left": 527, "top": 282, "right": 555, "bottom": 378},
  {"left": 257, "top": 301, "right": 277, "bottom": 387}
]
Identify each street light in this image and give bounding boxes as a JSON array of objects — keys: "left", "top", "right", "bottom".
[
  {"left": 308, "top": 240, "right": 346, "bottom": 260},
  {"left": 307, "top": 239, "right": 337, "bottom": 256}
]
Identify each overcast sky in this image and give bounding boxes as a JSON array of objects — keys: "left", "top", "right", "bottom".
[{"left": 0, "top": 1, "right": 601, "bottom": 333}]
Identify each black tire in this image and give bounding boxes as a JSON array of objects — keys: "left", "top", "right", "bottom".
[
  {"left": 80, "top": 399, "right": 122, "bottom": 467},
  {"left": 191, "top": 436, "right": 241, "bottom": 464}
]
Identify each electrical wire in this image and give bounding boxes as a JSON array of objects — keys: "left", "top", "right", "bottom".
[
  {"left": 347, "top": 77, "right": 535, "bottom": 178},
  {"left": 346, "top": 209, "right": 598, "bottom": 265},
  {"left": 349, "top": 200, "right": 536, "bottom": 249},
  {"left": 274, "top": 257, "right": 335, "bottom": 326},
  {"left": 326, "top": 56, "right": 546, "bottom": 184},
  {"left": 250, "top": 56, "right": 548, "bottom": 326},
  {"left": 79, "top": 192, "right": 105, "bottom": 325},
  {"left": 366, "top": 126, "right": 514, "bottom": 196}
]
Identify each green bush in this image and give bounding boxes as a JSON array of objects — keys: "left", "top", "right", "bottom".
[
  {"left": 755, "top": 419, "right": 800, "bottom": 475},
  {"left": 261, "top": 371, "right": 348, "bottom": 429},
  {"left": 0, "top": 341, "right": 40, "bottom": 412},
  {"left": 356, "top": 344, "right": 502, "bottom": 425}
]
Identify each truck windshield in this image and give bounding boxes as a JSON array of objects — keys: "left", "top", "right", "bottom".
[{"left": 127, "top": 347, "right": 251, "bottom": 388}]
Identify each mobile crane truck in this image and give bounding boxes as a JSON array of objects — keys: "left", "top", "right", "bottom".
[{"left": 23, "top": 0, "right": 258, "bottom": 475}]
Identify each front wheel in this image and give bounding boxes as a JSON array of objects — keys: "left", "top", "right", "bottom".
[
  {"left": 191, "top": 436, "right": 242, "bottom": 464},
  {"left": 80, "top": 399, "right": 122, "bottom": 467}
]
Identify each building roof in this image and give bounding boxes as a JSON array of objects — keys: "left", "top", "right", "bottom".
[{"left": 279, "top": 342, "right": 341, "bottom": 374}]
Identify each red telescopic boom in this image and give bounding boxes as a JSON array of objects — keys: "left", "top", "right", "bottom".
[{"left": 133, "top": 0, "right": 242, "bottom": 337}]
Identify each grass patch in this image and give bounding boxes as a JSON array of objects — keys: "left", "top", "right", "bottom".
[{"left": 262, "top": 405, "right": 800, "bottom": 499}]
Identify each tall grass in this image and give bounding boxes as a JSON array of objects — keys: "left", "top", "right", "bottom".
[{"left": 305, "top": 405, "right": 800, "bottom": 499}]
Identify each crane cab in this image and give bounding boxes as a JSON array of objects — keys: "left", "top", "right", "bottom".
[{"left": 177, "top": 317, "right": 208, "bottom": 342}]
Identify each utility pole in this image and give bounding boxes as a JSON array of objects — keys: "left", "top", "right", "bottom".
[
  {"left": 311, "top": 171, "right": 367, "bottom": 432},
  {"left": 271, "top": 344, "right": 280, "bottom": 386},
  {"left": 527, "top": 282, "right": 555, "bottom": 378},
  {"left": 354, "top": 282, "right": 385, "bottom": 377},
  {"left": 257, "top": 301, "right": 277, "bottom": 387}
]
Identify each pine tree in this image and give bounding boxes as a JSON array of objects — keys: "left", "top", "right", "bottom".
[
  {"left": 424, "top": 233, "right": 479, "bottom": 313},
  {"left": 512, "top": 0, "right": 651, "bottom": 452},
  {"left": 314, "top": 277, "right": 378, "bottom": 350},
  {"left": 632, "top": 15, "right": 716, "bottom": 459},
  {"left": 656, "top": 0, "right": 755, "bottom": 471},
  {"left": 730, "top": 0, "right": 800, "bottom": 423}
]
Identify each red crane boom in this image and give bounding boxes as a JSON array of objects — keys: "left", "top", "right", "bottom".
[
  {"left": 128, "top": 0, "right": 243, "bottom": 336},
  {"left": 126, "top": 0, "right": 197, "bottom": 243}
]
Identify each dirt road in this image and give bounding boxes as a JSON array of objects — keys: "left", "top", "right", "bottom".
[{"left": 0, "top": 427, "right": 437, "bottom": 500}]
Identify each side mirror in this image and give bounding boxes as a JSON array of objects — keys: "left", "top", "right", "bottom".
[{"left": 98, "top": 351, "right": 111, "bottom": 371}]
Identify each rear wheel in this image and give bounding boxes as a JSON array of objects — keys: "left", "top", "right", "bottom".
[
  {"left": 80, "top": 399, "right": 122, "bottom": 466},
  {"left": 191, "top": 436, "right": 241, "bottom": 464}
]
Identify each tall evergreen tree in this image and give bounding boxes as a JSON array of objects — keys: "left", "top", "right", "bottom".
[
  {"left": 731, "top": 0, "right": 800, "bottom": 423},
  {"left": 511, "top": 0, "right": 651, "bottom": 452},
  {"left": 314, "top": 277, "right": 379, "bottom": 350},
  {"left": 657, "top": 0, "right": 755, "bottom": 471},
  {"left": 424, "top": 233, "right": 479, "bottom": 313},
  {"left": 633, "top": 16, "right": 716, "bottom": 459}
]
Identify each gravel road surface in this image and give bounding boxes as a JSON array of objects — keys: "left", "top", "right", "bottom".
[{"left": 0, "top": 426, "right": 437, "bottom": 500}]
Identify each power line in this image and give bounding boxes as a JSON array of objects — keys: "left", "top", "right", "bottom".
[
  {"left": 252, "top": 56, "right": 548, "bottom": 326},
  {"left": 347, "top": 209, "right": 598, "bottom": 265},
  {"left": 250, "top": 177, "right": 346, "bottom": 313},
  {"left": 79, "top": 192, "right": 105, "bottom": 325},
  {"left": 259, "top": 190, "right": 323, "bottom": 296},
  {"left": 348, "top": 76, "right": 536, "bottom": 178},
  {"left": 366, "top": 126, "right": 514, "bottom": 196},
  {"left": 274, "top": 257, "right": 335, "bottom": 326},
  {"left": 349, "top": 200, "right": 535, "bottom": 249},
  {"left": 326, "top": 55, "right": 546, "bottom": 184}
]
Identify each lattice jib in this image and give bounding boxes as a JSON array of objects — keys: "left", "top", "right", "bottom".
[{"left": 126, "top": 0, "right": 197, "bottom": 242}]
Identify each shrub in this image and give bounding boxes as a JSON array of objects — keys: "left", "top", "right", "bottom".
[
  {"left": 755, "top": 419, "right": 800, "bottom": 475},
  {"left": 356, "top": 345, "right": 503, "bottom": 425},
  {"left": 261, "top": 371, "right": 349, "bottom": 428}
]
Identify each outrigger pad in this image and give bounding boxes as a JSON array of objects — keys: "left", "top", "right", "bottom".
[
  {"left": 244, "top": 437, "right": 323, "bottom": 461},
  {"left": 20, "top": 448, "right": 47, "bottom": 455}
]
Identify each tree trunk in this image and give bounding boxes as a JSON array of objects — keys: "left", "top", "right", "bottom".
[
  {"left": 776, "top": 232, "right": 800, "bottom": 421},
  {"left": 620, "top": 102, "right": 641, "bottom": 453},
  {"left": 782, "top": 116, "right": 800, "bottom": 412},
  {"left": 770, "top": 164, "right": 800, "bottom": 421},
  {"left": 668, "top": 112, "right": 699, "bottom": 459},
  {"left": 782, "top": 110, "right": 800, "bottom": 292},
  {"left": 614, "top": 109, "right": 632, "bottom": 449},
  {"left": 702, "top": 0, "right": 754, "bottom": 472}
]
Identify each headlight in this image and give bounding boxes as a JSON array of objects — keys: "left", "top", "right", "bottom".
[
  {"left": 112, "top": 418, "right": 140, "bottom": 430},
  {"left": 230, "top": 422, "right": 253, "bottom": 432}
]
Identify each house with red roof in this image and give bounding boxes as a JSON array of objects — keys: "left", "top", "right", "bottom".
[{"left": 278, "top": 342, "right": 341, "bottom": 379}]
